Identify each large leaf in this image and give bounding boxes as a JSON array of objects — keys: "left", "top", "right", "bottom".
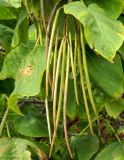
[
  {"left": 0, "top": 6, "right": 16, "bottom": 20},
  {"left": 0, "top": 0, "right": 21, "bottom": 8},
  {"left": 13, "top": 105, "right": 49, "bottom": 137},
  {"left": 0, "top": 137, "right": 47, "bottom": 160},
  {"left": 105, "top": 98, "right": 124, "bottom": 118},
  {"left": 0, "top": 138, "right": 32, "bottom": 160},
  {"left": 0, "top": 44, "right": 46, "bottom": 97},
  {"left": 11, "top": 8, "right": 28, "bottom": 48},
  {"left": 84, "top": 0, "right": 124, "bottom": 20},
  {"left": 0, "top": 24, "right": 13, "bottom": 51},
  {"left": 95, "top": 142, "right": 124, "bottom": 160},
  {"left": 71, "top": 134, "right": 99, "bottom": 160},
  {"left": 64, "top": 1, "right": 124, "bottom": 61},
  {"left": 87, "top": 53, "right": 123, "bottom": 98}
]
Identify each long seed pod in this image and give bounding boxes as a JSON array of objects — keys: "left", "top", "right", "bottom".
[
  {"left": 74, "top": 33, "right": 77, "bottom": 76},
  {"left": 52, "top": 29, "right": 59, "bottom": 97},
  {"left": 49, "top": 38, "right": 67, "bottom": 158},
  {"left": 45, "top": 98, "right": 52, "bottom": 144},
  {"left": 46, "top": 8, "right": 61, "bottom": 97},
  {"left": 80, "top": 26, "right": 100, "bottom": 126},
  {"left": 53, "top": 38, "right": 65, "bottom": 128},
  {"left": 63, "top": 43, "right": 73, "bottom": 159},
  {"left": 40, "top": 0, "right": 46, "bottom": 31},
  {"left": 77, "top": 41, "right": 93, "bottom": 134},
  {"left": 69, "top": 32, "right": 79, "bottom": 105}
]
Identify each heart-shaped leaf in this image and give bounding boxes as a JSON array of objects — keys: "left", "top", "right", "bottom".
[
  {"left": 71, "top": 134, "right": 99, "bottom": 160},
  {"left": 64, "top": 1, "right": 124, "bottom": 61},
  {"left": 13, "top": 105, "right": 49, "bottom": 137},
  {"left": 105, "top": 98, "right": 124, "bottom": 118}
]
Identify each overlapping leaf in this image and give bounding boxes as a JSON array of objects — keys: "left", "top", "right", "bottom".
[
  {"left": 0, "top": 24, "right": 13, "bottom": 51},
  {"left": 71, "top": 135, "right": 99, "bottom": 160},
  {"left": 105, "top": 98, "right": 124, "bottom": 118},
  {"left": 0, "top": 6, "right": 16, "bottom": 20},
  {"left": 0, "top": 137, "right": 47, "bottom": 160},
  {"left": 84, "top": 0, "right": 124, "bottom": 20},
  {"left": 64, "top": 1, "right": 124, "bottom": 61},
  {"left": 87, "top": 53, "right": 123, "bottom": 98},
  {"left": 0, "top": 0, "right": 21, "bottom": 8},
  {"left": 13, "top": 105, "right": 48, "bottom": 137},
  {"left": 11, "top": 8, "right": 28, "bottom": 48},
  {"left": 0, "top": 44, "right": 46, "bottom": 97},
  {"left": 95, "top": 142, "right": 124, "bottom": 160}
]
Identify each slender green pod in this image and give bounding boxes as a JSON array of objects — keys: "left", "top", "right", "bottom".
[
  {"left": 74, "top": 33, "right": 77, "bottom": 76},
  {"left": 63, "top": 43, "right": 73, "bottom": 159},
  {"left": 53, "top": 38, "right": 65, "bottom": 128},
  {"left": 45, "top": 98, "right": 52, "bottom": 144},
  {"left": 80, "top": 26, "right": 100, "bottom": 126},
  {"left": 52, "top": 30, "right": 59, "bottom": 97},
  {"left": 46, "top": 8, "right": 61, "bottom": 97},
  {"left": 49, "top": 37, "right": 67, "bottom": 158},
  {"left": 77, "top": 42, "right": 93, "bottom": 134}
]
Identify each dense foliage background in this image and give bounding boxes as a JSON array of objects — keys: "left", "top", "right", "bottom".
[{"left": 0, "top": 0, "right": 124, "bottom": 159}]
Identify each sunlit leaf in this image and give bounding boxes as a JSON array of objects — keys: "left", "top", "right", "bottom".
[
  {"left": 84, "top": 0, "right": 124, "bottom": 20},
  {"left": 64, "top": 1, "right": 124, "bottom": 61},
  {"left": 0, "top": 6, "right": 16, "bottom": 20},
  {"left": 0, "top": 44, "right": 46, "bottom": 97}
]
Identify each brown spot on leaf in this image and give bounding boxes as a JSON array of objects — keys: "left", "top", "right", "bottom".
[{"left": 21, "top": 65, "right": 33, "bottom": 76}]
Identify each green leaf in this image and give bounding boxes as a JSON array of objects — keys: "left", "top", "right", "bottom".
[
  {"left": 0, "top": 6, "right": 16, "bottom": 20},
  {"left": 95, "top": 142, "right": 124, "bottom": 160},
  {"left": 0, "top": 0, "right": 21, "bottom": 8},
  {"left": 11, "top": 8, "right": 28, "bottom": 48},
  {"left": 64, "top": 1, "right": 124, "bottom": 61},
  {"left": 13, "top": 105, "right": 48, "bottom": 137},
  {"left": 0, "top": 137, "right": 32, "bottom": 160},
  {"left": 8, "top": 93, "right": 23, "bottom": 115},
  {"left": 84, "top": 0, "right": 124, "bottom": 20},
  {"left": 0, "top": 137, "right": 47, "bottom": 160},
  {"left": 87, "top": 52, "right": 123, "bottom": 98},
  {"left": 105, "top": 98, "right": 124, "bottom": 118},
  {"left": 0, "top": 44, "right": 46, "bottom": 97},
  {"left": 71, "top": 134, "right": 99, "bottom": 160},
  {"left": 0, "top": 24, "right": 13, "bottom": 51}
]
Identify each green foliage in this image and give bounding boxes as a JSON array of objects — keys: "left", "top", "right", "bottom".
[
  {"left": 64, "top": 1, "right": 124, "bottom": 61},
  {"left": 95, "top": 142, "right": 124, "bottom": 160},
  {"left": 0, "top": 0, "right": 124, "bottom": 159},
  {"left": 13, "top": 105, "right": 48, "bottom": 137},
  {"left": 71, "top": 134, "right": 99, "bottom": 160}
]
